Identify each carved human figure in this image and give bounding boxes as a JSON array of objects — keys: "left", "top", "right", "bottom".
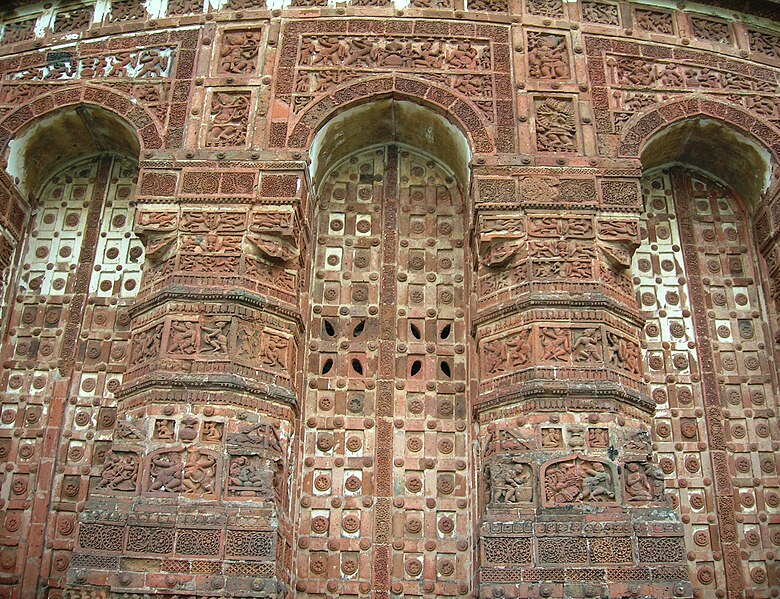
[
  {"left": 482, "top": 339, "right": 507, "bottom": 374},
  {"left": 228, "top": 455, "right": 271, "bottom": 496},
  {"left": 528, "top": 34, "right": 568, "bottom": 79},
  {"left": 618, "top": 58, "right": 656, "bottom": 86},
  {"left": 228, "top": 422, "right": 283, "bottom": 453},
  {"left": 625, "top": 462, "right": 653, "bottom": 501},
  {"left": 343, "top": 37, "right": 376, "bottom": 66},
  {"left": 136, "top": 50, "right": 169, "bottom": 78},
  {"left": 168, "top": 321, "right": 197, "bottom": 355},
  {"left": 644, "top": 462, "right": 666, "bottom": 501},
  {"left": 540, "top": 327, "right": 570, "bottom": 362},
  {"left": 149, "top": 452, "right": 183, "bottom": 492},
  {"left": 545, "top": 461, "right": 581, "bottom": 503},
  {"left": 544, "top": 458, "right": 615, "bottom": 504},
  {"left": 201, "top": 320, "right": 229, "bottom": 353},
  {"left": 413, "top": 41, "right": 444, "bottom": 69},
  {"left": 581, "top": 462, "right": 615, "bottom": 501},
  {"left": 623, "top": 430, "right": 651, "bottom": 453},
  {"left": 534, "top": 98, "right": 576, "bottom": 151},
  {"left": 506, "top": 330, "right": 531, "bottom": 366},
  {"left": 208, "top": 93, "right": 250, "bottom": 146},
  {"left": 107, "top": 52, "right": 134, "bottom": 77},
  {"left": 259, "top": 333, "right": 287, "bottom": 369},
  {"left": 606, "top": 331, "right": 640, "bottom": 374},
  {"left": 182, "top": 447, "right": 217, "bottom": 495},
  {"left": 572, "top": 327, "right": 602, "bottom": 362},
  {"left": 588, "top": 428, "right": 609, "bottom": 448},
  {"left": 117, "top": 419, "right": 143, "bottom": 440},
  {"left": 220, "top": 32, "right": 260, "bottom": 74},
  {"left": 202, "top": 421, "right": 223, "bottom": 442},
  {"left": 132, "top": 324, "right": 162, "bottom": 364},
  {"left": 308, "top": 37, "right": 344, "bottom": 65},
  {"left": 448, "top": 42, "right": 479, "bottom": 69},
  {"left": 541, "top": 428, "right": 562, "bottom": 448},
  {"left": 480, "top": 241, "right": 517, "bottom": 268},
  {"left": 154, "top": 419, "right": 175, "bottom": 440},
  {"left": 98, "top": 451, "right": 139, "bottom": 492},
  {"left": 493, "top": 462, "right": 532, "bottom": 503}
]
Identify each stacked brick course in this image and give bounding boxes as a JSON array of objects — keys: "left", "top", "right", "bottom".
[{"left": 0, "top": 1, "right": 779, "bottom": 598}]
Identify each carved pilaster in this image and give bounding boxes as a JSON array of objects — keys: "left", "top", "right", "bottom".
[
  {"left": 472, "top": 164, "right": 691, "bottom": 598},
  {"left": 67, "top": 161, "right": 309, "bottom": 598}
]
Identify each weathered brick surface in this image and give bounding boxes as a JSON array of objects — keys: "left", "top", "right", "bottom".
[{"left": 0, "top": 1, "right": 779, "bottom": 598}]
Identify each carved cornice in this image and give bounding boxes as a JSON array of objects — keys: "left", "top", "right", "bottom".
[
  {"left": 474, "top": 290, "right": 645, "bottom": 331},
  {"left": 129, "top": 286, "right": 304, "bottom": 331}
]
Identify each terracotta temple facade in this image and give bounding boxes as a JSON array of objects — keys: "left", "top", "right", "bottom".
[{"left": 0, "top": 0, "right": 779, "bottom": 598}]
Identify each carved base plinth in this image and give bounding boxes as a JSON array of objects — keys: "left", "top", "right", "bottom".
[
  {"left": 479, "top": 509, "right": 692, "bottom": 599},
  {"left": 67, "top": 500, "right": 287, "bottom": 598}
]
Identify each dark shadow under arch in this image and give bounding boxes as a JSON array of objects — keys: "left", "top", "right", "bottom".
[
  {"left": 287, "top": 74, "right": 493, "bottom": 158},
  {"left": 4, "top": 98, "right": 147, "bottom": 197},
  {"left": 619, "top": 96, "right": 779, "bottom": 204},
  {"left": 309, "top": 99, "right": 472, "bottom": 194},
  {"left": 0, "top": 85, "right": 161, "bottom": 195}
]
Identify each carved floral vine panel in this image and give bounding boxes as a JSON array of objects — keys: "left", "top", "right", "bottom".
[
  {"left": 634, "top": 168, "right": 780, "bottom": 596},
  {"left": 296, "top": 145, "right": 471, "bottom": 597}
]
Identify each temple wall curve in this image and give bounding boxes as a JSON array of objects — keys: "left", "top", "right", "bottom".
[{"left": 0, "top": 1, "right": 779, "bottom": 599}]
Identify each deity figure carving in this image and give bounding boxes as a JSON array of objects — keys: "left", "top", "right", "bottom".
[
  {"left": 571, "top": 327, "right": 602, "bottom": 362},
  {"left": 528, "top": 33, "right": 569, "bottom": 79},
  {"left": 543, "top": 457, "right": 617, "bottom": 505},
  {"left": 485, "top": 458, "right": 534, "bottom": 504},
  {"left": 149, "top": 451, "right": 184, "bottom": 493},
  {"left": 97, "top": 451, "right": 139, "bottom": 492},
  {"left": 624, "top": 461, "right": 666, "bottom": 503},
  {"left": 227, "top": 454, "right": 277, "bottom": 499},
  {"left": 182, "top": 447, "right": 217, "bottom": 496}
]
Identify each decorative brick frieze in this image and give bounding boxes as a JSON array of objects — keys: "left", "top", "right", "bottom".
[{"left": 0, "top": 2, "right": 779, "bottom": 598}]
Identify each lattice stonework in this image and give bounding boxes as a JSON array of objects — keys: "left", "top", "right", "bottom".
[
  {"left": 296, "top": 145, "right": 471, "bottom": 597},
  {"left": 634, "top": 168, "right": 780, "bottom": 595}
]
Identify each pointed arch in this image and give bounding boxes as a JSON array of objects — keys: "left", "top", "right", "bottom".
[
  {"left": 619, "top": 96, "right": 779, "bottom": 204},
  {"left": 0, "top": 83, "right": 163, "bottom": 157},
  {"left": 286, "top": 74, "right": 494, "bottom": 156}
]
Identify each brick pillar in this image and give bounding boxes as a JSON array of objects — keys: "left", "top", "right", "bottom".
[
  {"left": 66, "top": 160, "right": 308, "bottom": 597},
  {"left": 472, "top": 164, "right": 692, "bottom": 598},
  {"left": 0, "top": 169, "right": 29, "bottom": 308}
]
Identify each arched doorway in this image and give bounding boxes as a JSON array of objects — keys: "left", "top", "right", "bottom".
[
  {"left": 0, "top": 105, "right": 143, "bottom": 593},
  {"left": 0, "top": 153, "right": 142, "bottom": 590},
  {"left": 294, "top": 141, "right": 472, "bottom": 596},
  {"left": 633, "top": 165, "right": 779, "bottom": 595}
]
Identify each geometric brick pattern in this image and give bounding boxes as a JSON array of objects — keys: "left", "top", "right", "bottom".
[
  {"left": 297, "top": 146, "right": 470, "bottom": 597},
  {"left": 634, "top": 168, "right": 780, "bottom": 597},
  {"left": 0, "top": 2, "right": 779, "bottom": 599}
]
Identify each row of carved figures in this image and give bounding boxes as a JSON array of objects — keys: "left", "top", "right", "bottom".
[{"left": 485, "top": 454, "right": 665, "bottom": 507}]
